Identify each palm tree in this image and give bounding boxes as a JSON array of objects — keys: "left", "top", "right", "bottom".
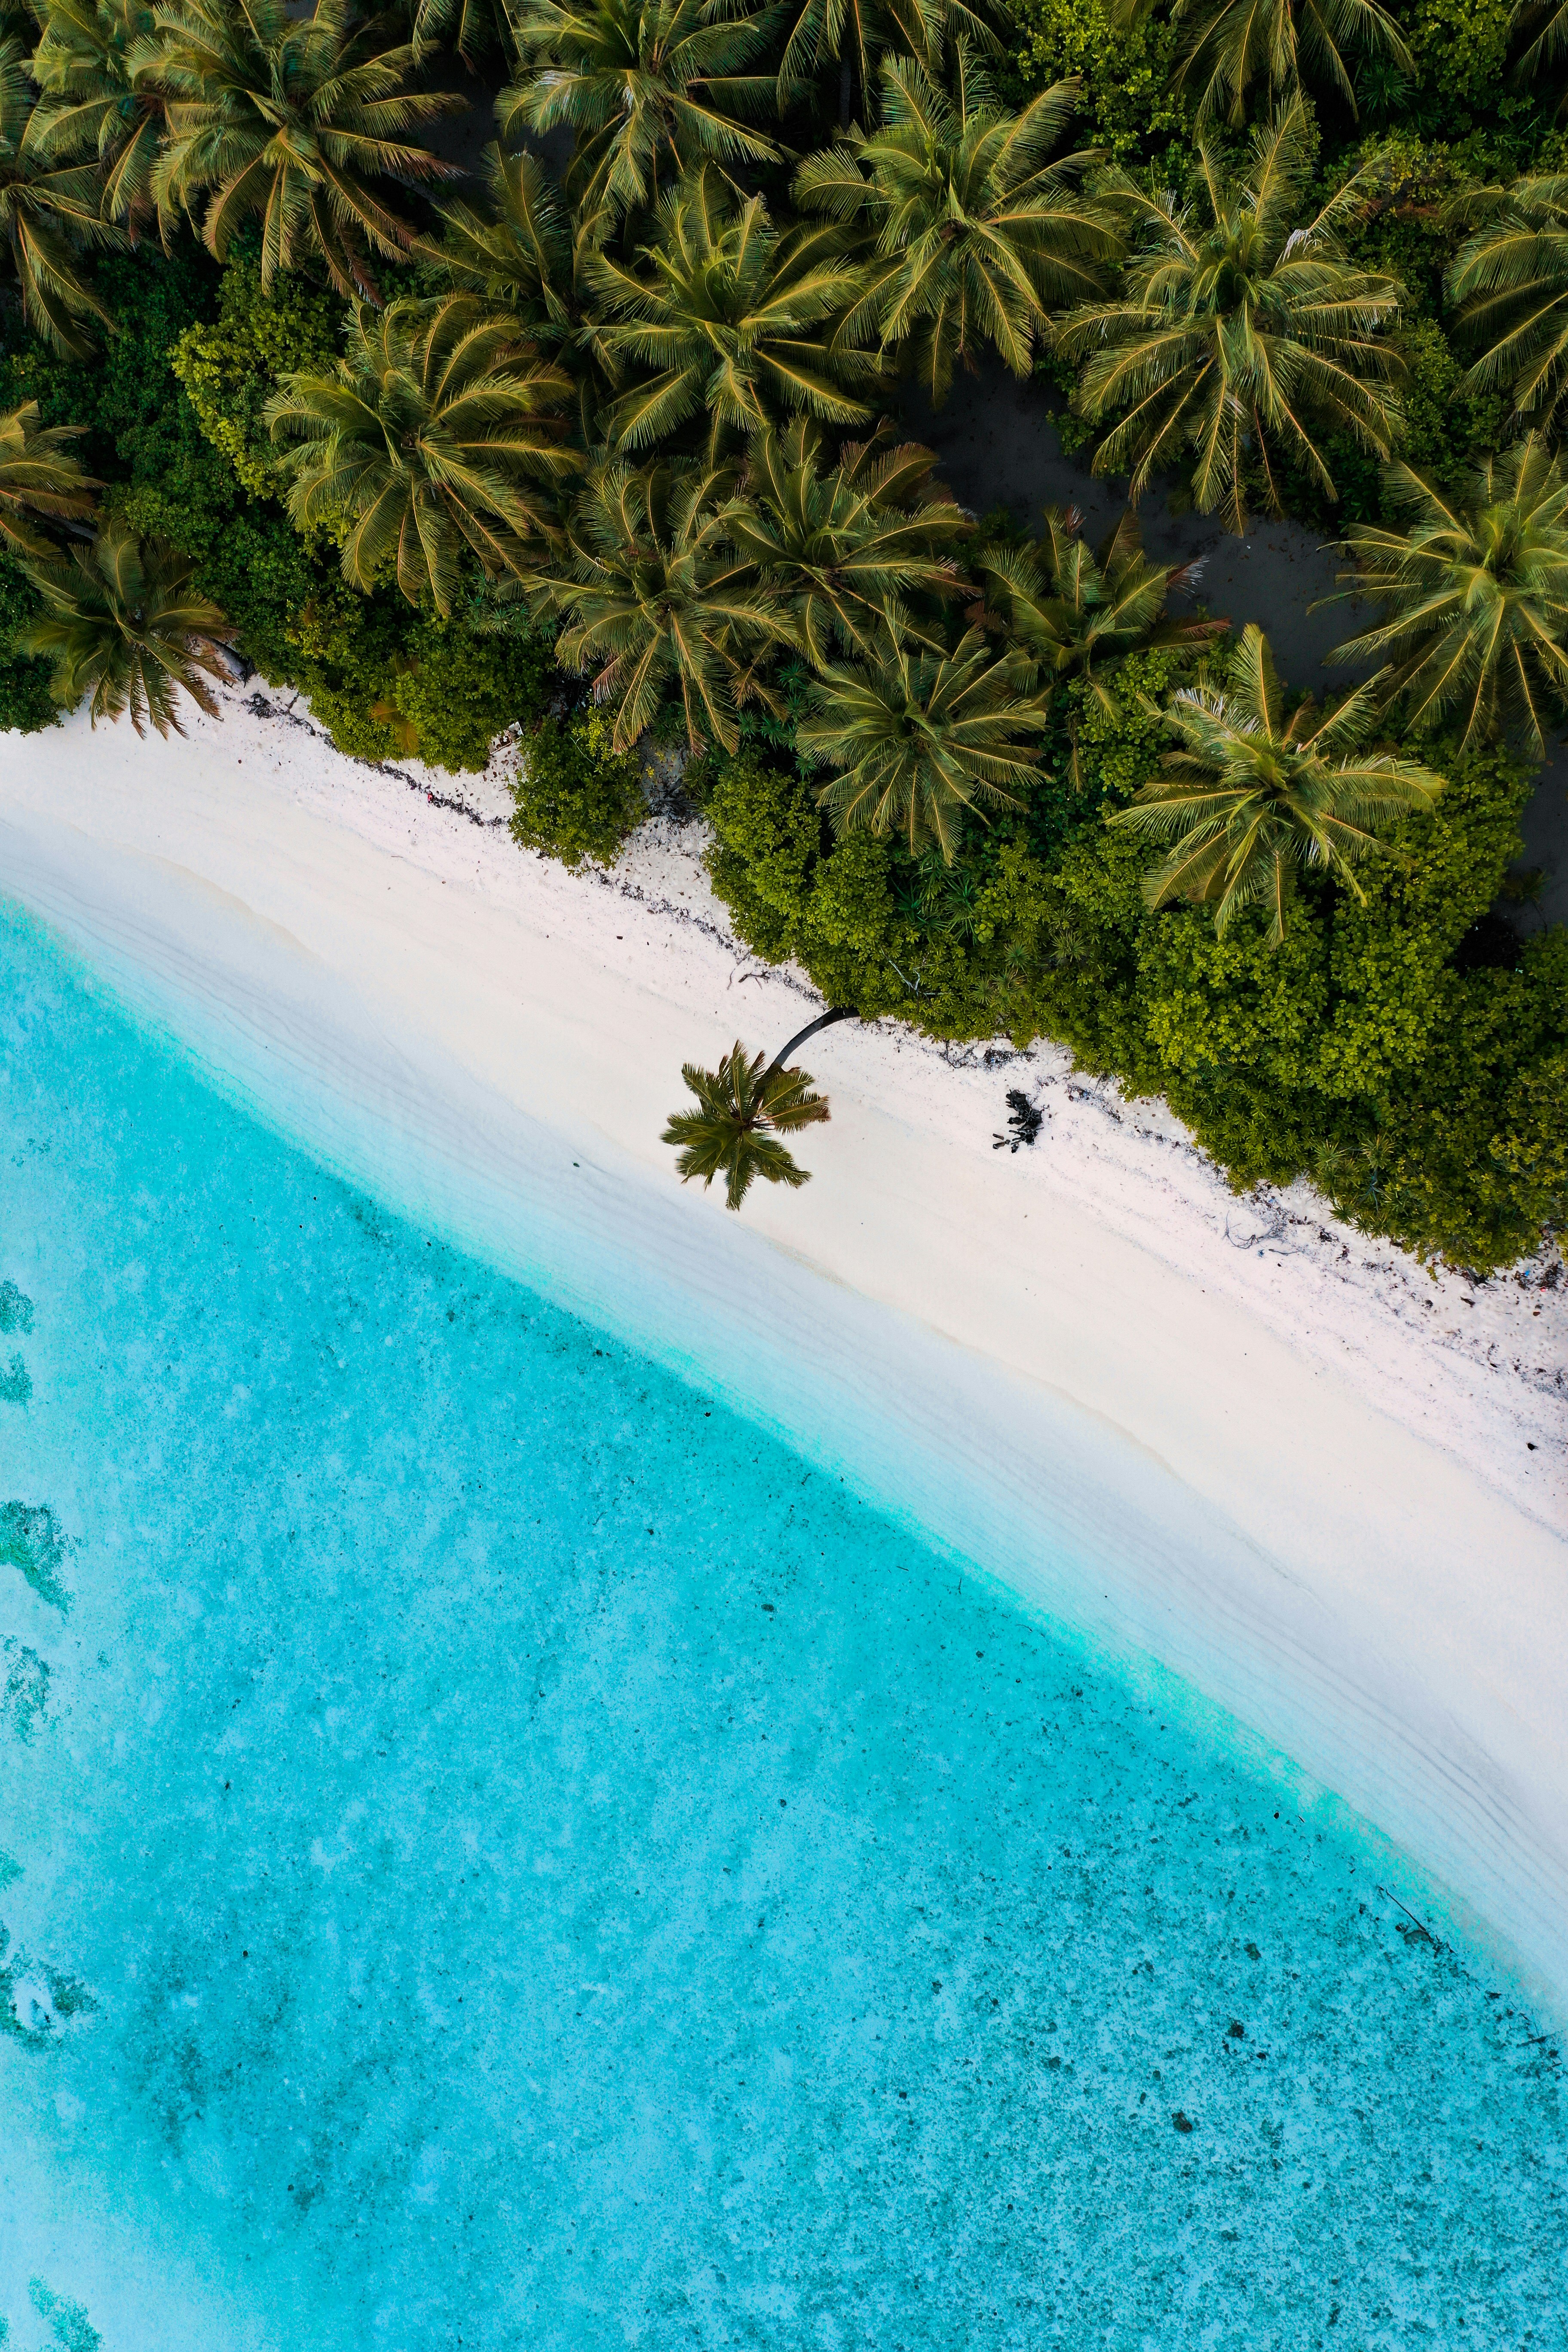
[
  {"left": 423, "top": 143, "right": 577, "bottom": 346},
  {"left": 265, "top": 295, "right": 579, "bottom": 616},
  {"left": 798, "top": 620, "right": 1047, "bottom": 861},
  {"left": 590, "top": 165, "right": 885, "bottom": 454},
  {"left": 1324, "top": 436, "right": 1568, "bottom": 755},
  {"left": 775, "top": 0, "right": 1001, "bottom": 109},
  {"left": 724, "top": 416, "right": 972, "bottom": 663},
  {"left": 135, "top": 0, "right": 461, "bottom": 299},
  {"left": 1446, "top": 176, "right": 1568, "bottom": 433},
  {"left": 499, "top": 0, "right": 783, "bottom": 232},
  {"left": 24, "top": 0, "right": 168, "bottom": 236},
  {"left": 1057, "top": 103, "right": 1403, "bottom": 535},
  {"left": 795, "top": 51, "right": 1118, "bottom": 407},
  {"left": 0, "top": 36, "right": 124, "bottom": 354},
  {"left": 1112, "top": 622, "right": 1444, "bottom": 944},
  {"left": 1169, "top": 0, "right": 1412, "bottom": 126},
  {"left": 20, "top": 524, "right": 236, "bottom": 735},
  {"left": 521, "top": 453, "right": 797, "bottom": 751},
  {"left": 0, "top": 399, "right": 98, "bottom": 556},
  {"left": 662, "top": 1007, "right": 852, "bottom": 1210},
  {"left": 976, "top": 505, "right": 1225, "bottom": 783}
]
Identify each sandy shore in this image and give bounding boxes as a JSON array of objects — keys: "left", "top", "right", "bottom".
[{"left": 3, "top": 692, "right": 1567, "bottom": 2015}]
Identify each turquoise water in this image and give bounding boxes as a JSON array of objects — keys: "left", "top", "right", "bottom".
[{"left": 1, "top": 903, "right": 1565, "bottom": 2352}]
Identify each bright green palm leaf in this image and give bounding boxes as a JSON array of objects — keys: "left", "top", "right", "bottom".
[{"left": 0, "top": 397, "right": 98, "bottom": 556}]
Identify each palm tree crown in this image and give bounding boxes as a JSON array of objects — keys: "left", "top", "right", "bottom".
[
  {"left": 266, "top": 295, "right": 579, "bottom": 616},
  {"left": 591, "top": 164, "right": 884, "bottom": 454},
  {"left": 24, "top": 0, "right": 168, "bottom": 236},
  {"left": 663, "top": 1035, "right": 832, "bottom": 1210},
  {"left": 499, "top": 0, "right": 782, "bottom": 232},
  {"left": 775, "top": 0, "right": 1001, "bottom": 106},
  {"left": 796, "top": 50, "right": 1118, "bottom": 407},
  {"left": 1058, "top": 103, "right": 1403, "bottom": 534},
  {"left": 21, "top": 523, "right": 235, "bottom": 735},
  {"left": 135, "top": 0, "right": 460, "bottom": 298},
  {"left": 798, "top": 620, "right": 1047, "bottom": 861},
  {"left": 725, "top": 416, "right": 972, "bottom": 664},
  {"left": 522, "top": 454, "right": 797, "bottom": 752},
  {"left": 976, "top": 505, "right": 1225, "bottom": 783},
  {"left": 0, "top": 35, "right": 124, "bottom": 354},
  {"left": 1170, "top": 0, "right": 1412, "bottom": 126},
  {"left": 1326, "top": 436, "right": 1568, "bottom": 756},
  {"left": 0, "top": 398, "right": 99, "bottom": 557},
  {"left": 1112, "top": 623, "right": 1444, "bottom": 944},
  {"left": 1446, "top": 175, "right": 1568, "bottom": 434},
  {"left": 425, "top": 143, "right": 578, "bottom": 346}
]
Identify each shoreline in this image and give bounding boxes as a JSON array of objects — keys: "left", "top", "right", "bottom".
[{"left": 3, "top": 695, "right": 1567, "bottom": 2017}]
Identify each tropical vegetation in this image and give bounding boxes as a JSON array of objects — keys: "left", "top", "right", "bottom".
[{"left": 0, "top": 0, "right": 1561, "bottom": 1268}]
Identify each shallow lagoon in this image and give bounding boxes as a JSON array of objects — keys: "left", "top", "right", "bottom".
[{"left": 1, "top": 905, "right": 1564, "bottom": 2351}]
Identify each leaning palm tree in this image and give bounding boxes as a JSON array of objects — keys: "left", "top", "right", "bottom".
[
  {"left": 24, "top": 0, "right": 169, "bottom": 237},
  {"left": 0, "top": 36, "right": 124, "bottom": 353},
  {"left": 266, "top": 296, "right": 579, "bottom": 616},
  {"left": 798, "top": 618, "right": 1047, "bottom": 861},
  {"left": 0, "top": 399, "right": 98, "bottom": 556},
  {"left": 796, "top": 51, "right": 1119, "bottom": 407},
  {"left": 499, "top": 0, "right": 783, "bottom": 231},
  {"left": 725, "top": 416, "right": 973, "bottom": 663},
  {"left": 1169, "top": 0, "right": 1411, "bottom": 126},
  {"left": 663, "top": 1006, "right": 852, "bottom": 1210},
  {"left": 522, "top": 454, "right": 797, "bottom": 751},
  {"left": 1112, "top": 623, "right": 1444, "bottom": 945},
  {"left": 1059, "top": 103, "right": 1403, "bottom": 535},
  {"left": 591, "top": 165, "right": 885, "bottom": 454},
  {"left": 976, "top": 505, "right": 1225, "bottom": 783},
  {"left": 1446, "top": 176, "right": 1568, "bottom": 434},
  {"left": 135, "top": 0, "right": 461, "bottom": 298},
  {"left": 1324, "top": 437, "right": 1568, "bottom": 756},
  {"left": 21, "top": 524, "right": 235, "bottom": 736}
]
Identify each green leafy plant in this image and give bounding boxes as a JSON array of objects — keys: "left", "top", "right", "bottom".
[
  {"left": 799, "top": 621, "right": 1049, "bottom": 860},
  {"left": 1447, "top": 175, "right": 1568, "bottom": 432},
  {"left": 663, "top": 1008, "right": 852, "bottom": 1209},
  {"left": 1169, "top": 0, "right": 1412, "bottom": 125},
  {"left": 1112, "top": 621, "right": 1446, "bottom": 942},
  {"left": 25, "top": 0, "right": 170, "bottom": 236},
  {"left": 266, "top": 295, "right": 579, "bottom": 614},
  {"left": 170, "top": 248, "right": 343, "bottom": 498},
  {"left": 796, "top": 49, "right": 1119, "bottom": 405},
  {"left": 0, "top": 35, "right": 124, "bottom": 355},
  {"left": 138, "top": 0, "right": 460, "bottom": 297},
  {"left": 590, "top": 163, "right": 885, "bottom": 453},
  {"left": 0, "top": 397, "right": 97, "bottom": 555},
  {"left": 21, "top": 520, "right": 235, "bottom": 733},
  {"left": 1326, "top": 435, "right": 1568, "bottom": 753},
  {"left": 725, "top": 416, "right": 973, "bottom": 663},
  {"left": 499, "top": 0, "right": 783, "bottom": 230},
  {"left": 521, "top": 453, "right": 796, "bottom": 751},
  {"left": 510, "top": 707, "right": 647, "bottom": 863}
]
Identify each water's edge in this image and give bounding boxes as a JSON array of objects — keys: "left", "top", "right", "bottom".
[{"left": 4, "top": 832, "right": 1566, "bottom": 2027}]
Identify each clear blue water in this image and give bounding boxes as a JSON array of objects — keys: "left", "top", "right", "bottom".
[{"left": 1, "top": 901, "right": 1565, "bottom": 2352}]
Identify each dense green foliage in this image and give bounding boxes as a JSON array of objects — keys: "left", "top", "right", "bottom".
[
  {"left": 509, "top": 709, "right": 646, "bottom": 864},
  {"left": 0, "top": 0, "right": 1562, "bottom": 1263}
]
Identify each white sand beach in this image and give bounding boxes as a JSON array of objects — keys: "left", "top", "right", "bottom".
[{"left": 3, "top": 692, "right": 1567, "bottom": 2016}]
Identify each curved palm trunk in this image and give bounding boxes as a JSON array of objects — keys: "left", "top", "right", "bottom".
[{"left": 761, "top": 1004, "right": 856, "bottom": 1087}]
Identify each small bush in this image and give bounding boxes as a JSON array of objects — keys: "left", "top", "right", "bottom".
[{"left": 511, "top": 714, "right": 646, "bottom": 867}]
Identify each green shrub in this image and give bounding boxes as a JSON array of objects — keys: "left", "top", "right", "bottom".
[
  {"left": 0, "top": 555, "right": 58, "bottom": 735},
  {"left": 511, "top": 714, "right": 647, "bottom": 867},
  {"left": 1009, "top": 0, "right": 1188, "bottom": 163},
  {"left": 170, "top": 250, "right": 344, "bottom": 499}
]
